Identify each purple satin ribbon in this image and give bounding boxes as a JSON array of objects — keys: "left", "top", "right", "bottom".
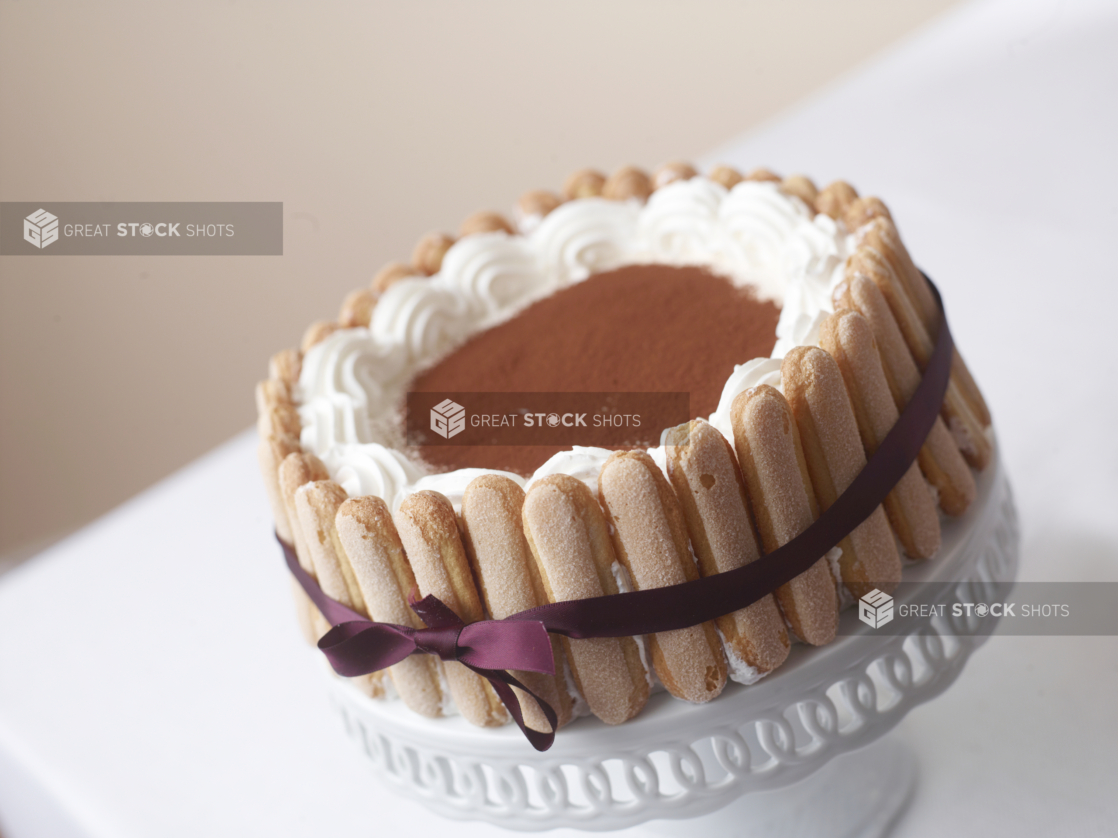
[{"left": 283, "top": 274, "right": 956, "bottom": 751}]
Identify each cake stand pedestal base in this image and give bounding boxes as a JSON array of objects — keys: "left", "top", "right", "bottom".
[{"left": 644, "top": 735, "right": 916, "bottom": 838}]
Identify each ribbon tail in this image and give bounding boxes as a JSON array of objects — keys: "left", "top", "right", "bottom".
[{"left": 470, "top": 666, "right": 558, "bottom": 752}]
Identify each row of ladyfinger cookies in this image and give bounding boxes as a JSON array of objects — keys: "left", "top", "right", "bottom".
[
  {"left": 256, "top": 294, "right": 984, "bottom": 734},
  {"left": 254, "top": 164, "right": 993, "bottom": 733},
  {"left": 257, "top": 311, "right": 992, "bottom": 734}
]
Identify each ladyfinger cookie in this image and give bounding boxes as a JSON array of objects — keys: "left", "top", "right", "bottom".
[
  {"left": 782, "top": 175, "right": 818, "bottom": 211},
  {"left": 859, "top": 217, "right": 991, "bottom": 427},
  {"left": 413, "top": 232, "right": 455, "bottom": 276},
  {"left": 257, "top": 402, "right": 301, "bottom": 441},
  {"left": 857, "top": 217, "right": 937, "bottom": 336},
  {"left": 816, "top": 180, "right": 858, "bottom": 221},
  {"left": 847, "top": 247, "right": 991, "bottom": 469},
  {"left": 746, "top": 167, "right": 781, "bottom": 183},
  {"left": 296, "top": 480, "right": 366, "bottom": 612},
  {"left": 269, "top": 348, "right": 301, "bottom": 389},
  {"left": 256, "top": 377, "right": 299, "bottom": 449},
  {"left": 335, "top": 497, "right": 444, "bottom": 718},
  {"left": 295, "top": 480, "right": 385, "bottom": 698},
  {"left": 843, "top": 196, "right": 891, "bottom": 231},
  {"left": 781, "top": 347, "right": 902, "bottom": 597},
  {"left": 562, "top": 168, "right": 606, "bottom": 200},
  {"left": 460, "top": 210, "right": 514, "bottom": 237},
  {"left": 258, "top": 433, "right": 312, "bottom": 642},
  {"left": 279, "top": 453, "right": 328, "bottom": 576},
  {"left": 948, "top": 348, "right": 992, "bottom": 429},
  {"left": 731, "top": 386, "right": 838, "bottom": 645},
  {"left": 598, "top": 451, "right": 727, "bottom": 704},
  {"left": 338, "top": 287, "right": 378, "bottom": 328},
  {"left": 652, "top": 161, "right": 698, "bottom": 190},
  {"left": 522, "top": 475, "right": 650, "bottom": 724},
  {"left": 460, "top": 475, "right": 574, "bottom": 732},
  {"left": 394, "top": 491, "right": 508, "bottom": 728},
  {"left": 278, "top": 451, "right": 332, "bottom": 642},
  {"left": 285, "top": 576, "right": 318, "bottom": 647},
  {"left": 602, "top": 166, "right": 652, "bottom": 202},
  {"left": 372, "top": 261, "right": 416, "bottom": 294},
  {"left": 665, "top": 420, "right": 790, "bottom": 680},
  {"left": 255, "top": 378, "right": 291, "bottom": 416},
  {"left": 258, "top": 434, "right": 300, "bottom": 544},
  {"left": 819, "top": 311, "right": 941, "bottom": 559},
  {"left": 835, "top": 275, "right": 976, "bottom": 515},
  {"left": 708, "top": 165, "right": 744, "bottom": 191},
  {"left": 514, "top": 191, "right": 563, "bottom": 233},
  {"left": 301, "top": 320, "right": 338, "bottom": 353}
]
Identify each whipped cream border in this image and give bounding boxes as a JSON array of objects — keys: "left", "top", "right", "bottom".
[{"left": 296, "top": 176, "right": 851, "bottom": 514}]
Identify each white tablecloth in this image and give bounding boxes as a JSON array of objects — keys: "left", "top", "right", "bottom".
[{"left": 2, "top": 0, "right": 1116, "bottom": 835}]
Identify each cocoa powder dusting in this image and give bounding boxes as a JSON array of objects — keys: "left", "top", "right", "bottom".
[{"left": 409, "top": 264, "right": 779, "bottom": 475}]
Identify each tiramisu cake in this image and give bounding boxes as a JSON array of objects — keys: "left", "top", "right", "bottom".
[{"left": 256, "top": 162, "right": 991, "bottom": 733}]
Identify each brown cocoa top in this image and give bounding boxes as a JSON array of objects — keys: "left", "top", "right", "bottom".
[{"left": 408, "top": 263, "right": 779, "bottom": 475}]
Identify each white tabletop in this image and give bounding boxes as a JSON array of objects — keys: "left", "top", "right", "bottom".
[{"left": 2, "top": 0, "right": 1116, "bottom": 835}]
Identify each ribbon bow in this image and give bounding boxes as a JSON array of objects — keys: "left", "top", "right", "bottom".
[{"left": 282, "top": 542, "right": 560, "bottom": 750}]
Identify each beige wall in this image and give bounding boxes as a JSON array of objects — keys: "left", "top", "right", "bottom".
[{"left": 0, "top": 1, "right": 961, "bottom": 559}]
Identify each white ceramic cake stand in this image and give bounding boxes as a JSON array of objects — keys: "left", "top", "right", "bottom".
[{"left": 325, "top": 442, "right": 1018, "bottom": 836}]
